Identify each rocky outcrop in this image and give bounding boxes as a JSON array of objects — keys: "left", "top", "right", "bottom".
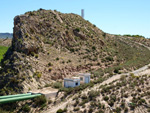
[
  {"left": 73, "top": 29, "right": 86, "bottom": 40},
  {"left": 12, "top": 16, "right": 42, "bottom": 55}
]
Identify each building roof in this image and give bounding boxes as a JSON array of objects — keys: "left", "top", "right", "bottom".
[
  {"left": 78, "top": 73, "right": 91, "bottom": 77},
  {"left": 64, "top": 78, "right": 80, "bottom": 82},
  {"left": 64, "top": 73, "right": 90, "bottom": 82}
]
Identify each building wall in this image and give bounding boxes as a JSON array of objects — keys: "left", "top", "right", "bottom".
[
  {"left": 84, "top": 76, "right": 90, "bottom": 83},
  {"left": 64, "top": 80, "right": 80, "bottom": 88},
  {"left": 64, "top": 81, "right": 75, "bottom": 88}
]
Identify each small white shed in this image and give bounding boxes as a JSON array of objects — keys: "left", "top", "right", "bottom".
[
  {"left": 79, "top": 73, "right": 91, "bottom": 83},
  {"left": 64, "top": 77, "right": 80, "bottom": 88}
]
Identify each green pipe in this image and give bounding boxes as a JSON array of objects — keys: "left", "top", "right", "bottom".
[
  {"left": 0, "top": 93, "right": 32, "bottom": 99},
  {"left": 0, "top": 94, "right": 41, "bottom": 104}
]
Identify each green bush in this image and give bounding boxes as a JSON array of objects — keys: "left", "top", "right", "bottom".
[
  {"left": 92, "top": 46, "right": 96, "bottom": 50},
  {"left": 49, "top": 67, "right": 52, "bottom": 72},
  {"left": 33, "top": 72, "right": 42, "bottom": 78},
  {"left": 115, "top": 107, "right": 121, "bottom": 113},
  {"left": 103, "top": 96, "right": 109, "bottom": 101},
  {"left": 88, "top": 90, "right": 99, "bottom": 101},
  {"left": 108, "top": 99, "right": 114, "bottom": 107},
  {"left": 105, "top": 56, "right": 114, "bottom": 61},
  {"left": 52, "top": 81, "right": 62, "bottom": 89},
  {"left": 22, "top": 104, "right": 30, "bottom": 112},
  {"left": 70, "top": 48, "right": 75, "bottom": 52},
  {"left": 48, "top": 62, "right": 53, "bottom": 66},
  {"left": 35, "top": 54, "right": 38, "bottom": 58},
  {"left": 57, "top": 109, "right": 63, "bottom": 113},
  {"left": 34, "top": 95, "right": 47, "bottom": 107},
  {"left": 56, "top": 57, "right": 59, "bottom": 61},
  {"left": 75, "top": 28, "right": 80, "bottom": 32},
  {"left": 114, "top": 68, "right": 119, "bottom": 73},
  {"left": 74, "top": 107, "right": 80, "bottom": 111}
]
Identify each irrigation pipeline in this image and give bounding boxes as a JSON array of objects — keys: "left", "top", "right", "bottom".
[{"left": 0, "top": 93, "right": 41, "bottom": 104}]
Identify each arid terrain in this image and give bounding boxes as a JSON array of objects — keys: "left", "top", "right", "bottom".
[{"left": 0, "top": 9, "right": 150, "bottom": 113}]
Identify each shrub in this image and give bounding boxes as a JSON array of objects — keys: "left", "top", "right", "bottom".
[
  {"left": 74, "top": 107, "right": 80, "bottom": 111},
  {"left": 75, "top": 28, "right": 80, "bottom": 32},
  {"left": 103, "top": 96, "right": 109, "bottom": 101},
  {"left": 108, "top": 99, "right": 114, "bottom": 107},
  {"left": 22, "top": 104, "right": 30, "bottom": 112},
  {"left": 67, "top": 59, "right": 72, "bottom": 63},
  {"left": 79, "top": 99, "right": 88, "bottom": 106},
  {"left": 57, "top": 109, "right": 63, "bottom": 113},
  {"left": 31, "top": 52, "right": 35, "bottom": 56},
  {"left": 81, "top": 94, "right": 88, "bottom": 100},
  {"left": 92, "top": 46, "right": 96, "bottom": 50},
  {"left": 48, "top": 68, "right": 52, "bottom": 72},
  {"left": 35, "top": 54, "right": 38, "bottom": 58},
  {"left": 88, "top": 108, "right": 93, "bottom": 113},
  {"left": 93, "top": 24, "right": 96, "bottom": 27},
  {"left": 56, "top": 57, "right": 59, "bottom": 61},
  {"left": 30, "top": 28, "right": 34, "bottom": 34},
  {"left": 63, "top": 108, "right": 67, "bottom": 112},
  {"left": 41, "top": 103, "right": 47, "bottom": 109},
  {"left": 114, "top": 68, "right": 119, "bottom": 73},
  {"left": 88, "top": 90, "right": 99, "bottom": 101},
  {"left": 124, "top": 107, "right": 128, "bottom": 112},
  {"left": 34, "top": 95, "right": 47, "bottom": 107},
  {"left": 129, "top": 103, "right": 136, "bottom": 110},
  {"left": 52, "top": 82, "right": 62, "bottom": 89},
  {"left": 48, "top": 62, "right": 53, "bottom": 66},
  {"left": 105, "top": 56, "right": 114, "bottom": 61},
  {"left": 70, "top": 48, "right": 75, "bottom": 52},
  {"left": 115, "top": 107, "right": 121, "bottom": 113},
  {"left": 33, "top": 72, "right": 42, "bottom": 78}
]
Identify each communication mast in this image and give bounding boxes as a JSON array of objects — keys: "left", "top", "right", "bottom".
[{"left": 81, "top": 9, "right": 84, "bottom": 18}]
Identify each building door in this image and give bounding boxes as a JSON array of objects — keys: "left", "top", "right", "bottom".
[
  {"left": 76, "top": 82, "right": 78, "bottom": 86},
  {"left": 85, "top": 77, "right": 89, "bottom": 83}
]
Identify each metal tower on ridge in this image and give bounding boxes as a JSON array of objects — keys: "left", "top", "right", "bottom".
[{"left": 81, "top": 9, "right": 84, "bottom": 18}]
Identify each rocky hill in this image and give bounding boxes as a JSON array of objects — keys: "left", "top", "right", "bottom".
[{"left": 0, "top": 9, "right": 150, "bottom": 96}]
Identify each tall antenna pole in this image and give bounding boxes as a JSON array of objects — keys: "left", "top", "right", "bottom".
[{"left": 81, "top": 9, "right": 84, "bottom": 18}]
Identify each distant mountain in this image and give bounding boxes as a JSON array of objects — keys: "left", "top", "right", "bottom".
[{"left": 0, "top": 33, "right": 13, "bottom": 38}]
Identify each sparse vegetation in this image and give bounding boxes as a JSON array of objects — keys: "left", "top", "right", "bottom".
[{"left": 62, "top": 74, "right": 150, "bottom": 113}]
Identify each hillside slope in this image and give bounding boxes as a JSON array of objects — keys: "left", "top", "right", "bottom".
[{"left": 0, "top": 9, "right": 150, "bottom": 95}]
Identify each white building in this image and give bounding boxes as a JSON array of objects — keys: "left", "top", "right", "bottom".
[
  {"left": 64, "top": 77, "right": 80, "bottom": 88},
  {"left": 79, "top": 73, "right": 91, "bottom": 84}
]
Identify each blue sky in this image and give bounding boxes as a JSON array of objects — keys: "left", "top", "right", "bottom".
[{"left": 0, "top": 0, "right": 150, "bottom": 38}]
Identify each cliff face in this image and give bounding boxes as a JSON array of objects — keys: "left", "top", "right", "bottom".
[
  {"left": 0, "top": 9, "right": 150, "bottom": 95},
  {"left": 12, "top": 15, "right": 42, "bottom": 54}
]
